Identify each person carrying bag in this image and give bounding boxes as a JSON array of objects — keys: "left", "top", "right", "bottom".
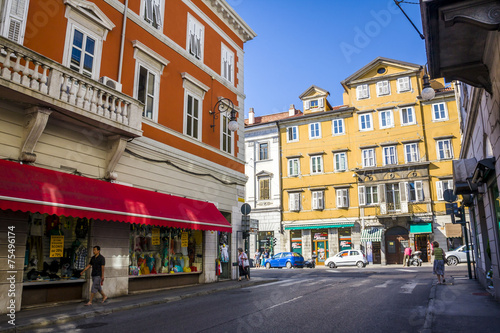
[{"left": 237, "top": 248, "right": 250, "bottom": 281}]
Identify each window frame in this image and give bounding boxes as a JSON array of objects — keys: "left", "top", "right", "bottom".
[
  {"left": 258, "top": 177, "right": 270, "bottom": 201},
  {"left": 141, "top": 0, "right": 164, "bottom": 30},
  {"left": 135, "top": 62, "right": 160, "bottom": 121},
  {"left": 336, "top": 189, "right": 349, "bottom": 208},
  {"left": 432, "top": 102, "right": 449, "bottom": 121},
  {"left": 332, "top": 118, "right": 345, "bottom": 136},
  {"left": 64, "top": 24, "right": 101, "bottom": 80},
  {"left": 287, "top": 126, "right": 299, "bottom": 142},
  {"left": 289, "top": 192, "right": 301, "bottom": 212},
  {"left": 221, "top": 43, "right": 234, "bottom": 84},
  {"left": 221, "top": 114, "right": 233, "bottom": 154},
  {"left": 404, "top": 143, "right": 419, "bottom": 163},
  {"left": 359, "top": 185, "right": 378, "bottom": 206},
  {"left": 1, "top": 0, "right": 30, "bottom": 44},
  {"left": 383, "top": 146, "right": 398, "bottom": 166},
  {"left": 397, "top": 77, "right": 411, "bottom": 93},
  {"left": 376, "top": 80, "right": 390, "bottom": 96},
  {"left": 436, "top": 139, "right": 453, "bottom": 160},
  {"left": 183, "top": 90, "right": 202, "bottom": 140},
  {"left": 309, "top": 122, "right": 322, "bottom": 139},
  {"left": 436, "top": 180, "right": 453, "bottom": 201},
  {"left": 312, "top": 190, "right": 325, "bottom": 210},
  {"left": 356, "top": 84, "right": 369, "bottom": 100},
  {"left": 362, "top": 148, "right": 376, "bottom": 168},
  {"left": 334, "top": 152, "right": 347, "bottom": 172},
  {"left": 400, "top": 106, "right": 416, "bottom": 126},
  {"left": 379, "top": 109, "right": 394, "bottom": 129},
  {"left": 259, "top": 142, "right": 269, "bottom": 161},
  {"left": 186, "top": 14, "right": 204, "bottom": 61},
  {"left": 407, "top": 181, "right": 424, "bottom": 202},
  {"left": 288, "top": 158, "right": 300, "bottom": 177},
  {"left": 359, "top": 113, "right": 373, "bottom": 131},
  {"left": 310, "top": 155, "right": 323, "bottom": 174}
]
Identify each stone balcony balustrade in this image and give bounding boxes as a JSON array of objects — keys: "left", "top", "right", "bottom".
[{"left": 0, "top": 36, "right": 143, "bottom": 139}]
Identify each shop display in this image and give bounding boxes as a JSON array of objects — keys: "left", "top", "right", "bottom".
[
  {"left": 129, "top": 225, "right": 203, "bottom": 276},
  {"left": 24, "top": 213, "right": 88, "bottom": 282}
]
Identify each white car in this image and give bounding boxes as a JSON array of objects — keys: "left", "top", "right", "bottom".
[
  {"left": 325, "top": 250, "right": 368, "bottom": 268},
  {"left": 446, "top": 244, "right": 474, "bottom": 266}
]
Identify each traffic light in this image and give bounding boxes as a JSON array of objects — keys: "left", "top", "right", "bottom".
[
  {"left": 452, "top": 205, "right": 465, "bottom": 224},
  {"left": 272, "top": 237, "right": 277, "bottom": 247}
]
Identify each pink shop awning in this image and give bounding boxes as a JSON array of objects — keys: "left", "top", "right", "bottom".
[{"left": 0, "top": 159, "right": 232, "bottom": 232}]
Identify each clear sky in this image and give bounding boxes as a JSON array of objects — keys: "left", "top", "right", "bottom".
[{"left": 232, "top": 0, "right": 427, "bottom": 118}]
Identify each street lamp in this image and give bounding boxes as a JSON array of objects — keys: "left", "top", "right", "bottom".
[
  {"left": 209, "top": 98, "right": 238, "bottom": 132},
  {"left": 421, "top": 74, "right": 436, "bottom": 100}
]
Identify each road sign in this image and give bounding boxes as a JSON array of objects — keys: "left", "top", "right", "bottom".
[
  {"left": 445, "top": 202, "right": 458, "bottom": 215},
  {"left": 443, "top": 189, "right": 457, "bottom": 203},
  {"left": 249, "top": 219, "right": 259, "bottom": 233},
  {"left": 241, "top": 203, "right": 251, "bottom": 215}
]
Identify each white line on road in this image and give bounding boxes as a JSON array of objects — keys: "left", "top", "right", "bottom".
[
  {"left": 396, "top": 269, "right": 417, "bottom": 272},
  {"left": 375, "top": 280, "right": 393, "bottom": 288},
  {"left": 267, "top": 296, "right": 303, "bottom": 310},
  {"left": 400, "top": 281, "right": 418, "bottom": 294}
]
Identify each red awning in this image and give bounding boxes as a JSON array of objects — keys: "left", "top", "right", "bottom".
[{"left": 0, "top": 160, "right": 232, "bottom": 232}]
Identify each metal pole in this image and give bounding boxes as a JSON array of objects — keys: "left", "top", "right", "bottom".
[{"left": 462, "top": 207, "right": 472, "bottom": 279}]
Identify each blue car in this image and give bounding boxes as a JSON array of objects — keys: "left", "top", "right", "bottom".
[{"left": 264, "top": 252, "right": 304, "bottom": 269}]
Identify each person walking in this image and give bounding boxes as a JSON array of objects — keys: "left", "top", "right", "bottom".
[
  {"left": 237, "top": 248, "right": 250, "bottom": 281},
  {"left": 432, "top": 241, "right": 446, "bottom": 284},
  {"left": 254, "top": 249, "right": 261, "bottom": 268},
  {"left": 80, "top": 245, "right": 107, "bottom": 305},
  {"left": 403, "top": 246, "right": 412, "bottom": 267}
]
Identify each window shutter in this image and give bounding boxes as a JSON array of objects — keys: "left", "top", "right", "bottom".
[
  {"left": 319, "top": 98, "right": 324, "bottom": 108},
  {"left": 436, "top": 181, "right": 444, "bottom": 200},
  {"left": 416, "top": 181, "right": 424, "bottom": 201},
  {"left": 295, "top": 194, "right": 300, "bottom": 211},
  {"left": 336, "top": 190, "right": 342, "bottom": 207},
  {"left": 359, "top": 186, "right": 366, "bottom": 206},
  {"left": 312, "top": 191, "right": 318, "bottom": 209},
  {"left": 378, "top": 184, "right": 386, "bottom": 203},
  {"left": 144, "top": 0, "right": 153, "bottom": 22},
  {"left": 343, "top": 190, "right": 349, "bottom": 207},
  {"left": 7, "top": 19, "right": 21, "bottom": 42},
  {"left": 5, "top": 0, "right": 28, "bottom": 43},
  {"left": 356, "top": 86, "right": 361, "bottom": 99},
  {"left": 318, "top": 191, "right": 324, "bottom": 210},
  {"left": 305, "top": 101, "right": 310, "bottom": 110},
  {"left": 153, "top": 1, "right": 162, "bottom": 26},
  {"left": 399, "top": 182, "right": 407, "bottom": 202},
  {"left": 289, "top": 194, "right": 295, "bottom": 211},
  {"left": 448, "top": 180, "right": 454, "bottom": 192},
  {"left": 377, "top": 82, "right": 382, "bottom": 96}
]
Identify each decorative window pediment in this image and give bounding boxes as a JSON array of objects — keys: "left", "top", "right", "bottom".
[{"left": 64, "top": 0, "right": 115, "bottom": 39}]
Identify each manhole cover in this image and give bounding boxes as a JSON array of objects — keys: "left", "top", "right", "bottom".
[
  {"left": 76, "top": 322, "right": 108, "bottom": 329},
  {"left": 472, "top": 292, "right": 490, "bottom": 296}
]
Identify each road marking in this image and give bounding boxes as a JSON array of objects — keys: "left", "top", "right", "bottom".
[
  {"left": 375, "top": 280, "right": 393, "bottom": 288},
  {"left": 396, "top": 269, "right": 417, "bottom": 272},
  {"left": 400, "top": 281, "right": 418, "bottom": 294},
  {"left": 267, "top": 296, "right": 303, "bottom": 310},
  {"left": 279, "top": 278, "right": 314, "bottom": 287},
  {"left": 246, "top": 279, "right": 314, "bottom": 289},
  {"left": 326, "top": 270, "right": 341, "bottom": 273},
  {"left": 351, "top": 279, "right": 370, "bottom": 288}
]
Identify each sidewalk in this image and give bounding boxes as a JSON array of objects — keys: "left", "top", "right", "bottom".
[
  {"left": 0, "top": 277, "right": 276, "bottom": 332},
  {"left": 422, "top": 272, "right": 500, "bottom": 332}
]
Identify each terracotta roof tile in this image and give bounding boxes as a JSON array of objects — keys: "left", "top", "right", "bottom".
[{"left": 245, "top": 109, "right": 303, "bottom": 126}]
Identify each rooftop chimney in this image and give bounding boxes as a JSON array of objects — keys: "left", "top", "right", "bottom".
[
  {"left": 289, "top": 104, "right": 296, "bottom": 116},
  {"left": 248, "top": 107, "right": 255, "bottom": 124}
]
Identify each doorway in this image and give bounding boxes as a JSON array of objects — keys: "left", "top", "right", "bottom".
[
  {"left": 385, "top": 227, "right": 409, "bottom": 264},
  {"left": 312, "top": 230, "right": 328, "bottom": 265},
  {"left": 414, "top": 234, "right": 430, "bottom": 262}
]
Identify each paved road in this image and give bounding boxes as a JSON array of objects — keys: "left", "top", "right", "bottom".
[{"left": 28, "top": 265, "right": 468, "bottom": 333}]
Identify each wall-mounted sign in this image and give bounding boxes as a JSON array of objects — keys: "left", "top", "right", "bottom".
[
  {"left": 50, "top": 235, "right": 64, "bottom": 258},
  {"left": 152, "top": 228, "right": 160, "bottom": 245}
]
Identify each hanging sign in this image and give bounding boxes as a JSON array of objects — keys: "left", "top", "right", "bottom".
[
  {"left": 181, "top": 232, "right": 188, "bottom": 247},
  {"left": 152, "top": 228, "right": 160, "bottom": 245},
  {"left": 50, "top": 235, "right": 64, "bottom": 257}
]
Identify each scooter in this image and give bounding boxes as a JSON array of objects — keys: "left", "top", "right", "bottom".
[
  {"left": 409, "top": 251, "right": 423, "bottom": 266},
  {"left": 304, "top": 255, "right": 317, "bottom": 268}
]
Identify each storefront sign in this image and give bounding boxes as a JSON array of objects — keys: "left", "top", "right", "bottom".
[
  {"left": 181, "top": 232, "right": 188, "bottom": 247},
  {"left": 152, "top": 228, "right": 160, "bottom": 245},
  {"left": 314, "top": 232, "right": 328, "bottom": 240},
  {"left": 50, "top": 235, "right": 64, "bottom": 258}
]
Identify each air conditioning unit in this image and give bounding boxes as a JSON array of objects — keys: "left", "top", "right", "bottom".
[{"left": 99, "top": 76, "right": 122, "bottom": 92}]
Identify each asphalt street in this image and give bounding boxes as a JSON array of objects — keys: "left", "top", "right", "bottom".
[{"left": 23, "top": 265, "right": 472, "bottom": 333}]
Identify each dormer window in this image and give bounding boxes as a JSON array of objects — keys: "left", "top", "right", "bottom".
[{"left": 305, "top": 99, "right": 323, "bottom": 110}]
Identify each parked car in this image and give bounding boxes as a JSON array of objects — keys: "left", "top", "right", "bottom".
[
  {"left": 324, "top": 250, "right": 368, "bottom": 268},
  {"left": 446, "top": 244, "right": 474, "bottom": 266},
  {"left": 264, "top": 252, "right": 305, "bottom": 269}
]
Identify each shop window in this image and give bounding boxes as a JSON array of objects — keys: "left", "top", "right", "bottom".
[
  {"left": 25, "top": 213, "right": 90, "bottom": 282},
  {"left": 129, "top": 225, "right": 203, "bottom": 276},
  {"left": 339, "top": 228, "right": 352, "bottom": 250}
]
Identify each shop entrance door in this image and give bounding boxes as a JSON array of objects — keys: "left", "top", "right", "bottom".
[
  {"left": 314, "top": 241, "right": 327, "bottom": 265},
  {"left": 414, "top": 234, "right": 430, "bottom": 262},
  {"left": 385, "top": 227, "right": 409, "bottom": 264}
]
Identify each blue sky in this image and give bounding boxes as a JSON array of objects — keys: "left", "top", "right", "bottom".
[{"left": 232, "top": 0, "right": 426, "bottom": 117}]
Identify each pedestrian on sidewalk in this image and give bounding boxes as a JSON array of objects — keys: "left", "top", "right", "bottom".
[
  {"left": 403, "top": 246, "right": 412, "bottom": 267},
  {"left": 80, "top": 245, "right": 107, "bottom": 305},
  {"left": 254, "top": 249, "right": 261, "bottom": 268},
  {"left": 432, "top": 241, "right": 446, "bottom": 284},
  {"left": 238, "top": 248, "right": 250, "bottom": 281}
]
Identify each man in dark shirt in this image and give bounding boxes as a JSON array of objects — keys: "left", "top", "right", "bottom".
[{"left": 80, "top": 246, "right": 107, "bottom": 305}]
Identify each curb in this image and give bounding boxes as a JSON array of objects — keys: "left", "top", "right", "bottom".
[
  {"left": 420, "top": 283, "right": 437, "bottom": 333},
  {"left": 1, "top": 279, "right": 277, "bottom": 332}
]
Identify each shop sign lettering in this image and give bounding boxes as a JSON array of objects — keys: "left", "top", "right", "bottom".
[
  {"left": 181, "top": 232, "right": 188, "bottom": 247},
  {"left": 152, "top": 228, "right": 160, "bottom": 245},
  {"left": 50, "top": 235, "right": 64, "bottom": 257}
]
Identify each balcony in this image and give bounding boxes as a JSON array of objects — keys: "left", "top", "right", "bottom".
[
  {"left": 378, "top": 201, "right": 429, "bottom": 218},
  {"left": 0, "top": 36, "right": 143, "bottom": 138}
]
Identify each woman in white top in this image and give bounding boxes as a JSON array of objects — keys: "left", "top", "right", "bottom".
[{"left": 237, "top": 248, "right": 250, "bottom": 281}]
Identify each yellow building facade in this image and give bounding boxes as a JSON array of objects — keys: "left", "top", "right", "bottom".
[{"left": 279, "top": 58, "right": 461, "bottom": 265}]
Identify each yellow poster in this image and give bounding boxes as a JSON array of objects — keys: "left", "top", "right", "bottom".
[
  {"left": 181, "top": 232, "right": 188, "bottom": 247},
  {"left": 152, "top": 228, "right": 160, "bottom": 245},
  {"left": 50, "top": 235, "right": 64, "bottom": 258}
]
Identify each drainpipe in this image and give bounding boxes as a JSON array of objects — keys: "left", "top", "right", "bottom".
[
  {"left": 276, "top": 120, "right": 283, "bottom": 252},
  {"left": 118, "top": 0, "right": 129, "bottom": 83}
]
